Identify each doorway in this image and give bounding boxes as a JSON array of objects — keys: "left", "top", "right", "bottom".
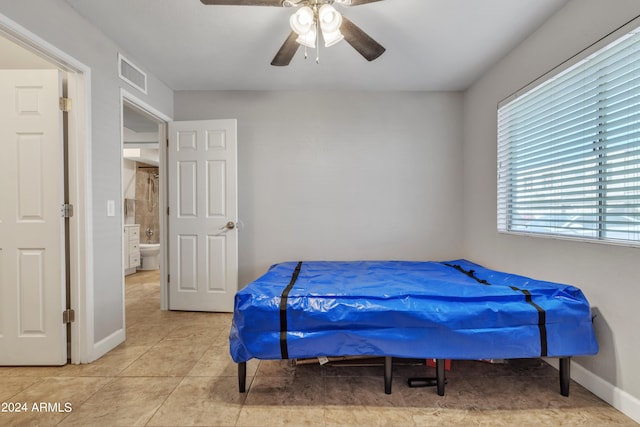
[{"left": 120, "top": 91, "right": 170, "bottom": 315}]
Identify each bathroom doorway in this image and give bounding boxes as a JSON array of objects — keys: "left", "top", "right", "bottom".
[{"left": 120, "top": 91, "right": 170, "bottom": 314}]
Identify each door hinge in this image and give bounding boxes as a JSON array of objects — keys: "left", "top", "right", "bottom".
[
  {"left": 167, "top": 274, "right": 170, "bottom": 283},
  {"left": 61, "top": 204, "right": 74, "bottom": 218},
  {"left": 59, "top": 97, "right": 72, "bottom": 112},
  {"left": 62, "top": 309, "right": 75, "bottom": 324},
  {"left": 167, "top": 206, "right": 170, "bottom": 216}
]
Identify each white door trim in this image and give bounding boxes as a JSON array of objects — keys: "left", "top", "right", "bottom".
[
  {"left": 120, "top": 89, "right": 172, "bottom": 312},
  {"left": 0, "top": 12, "right": 93, "bottom": 363}
]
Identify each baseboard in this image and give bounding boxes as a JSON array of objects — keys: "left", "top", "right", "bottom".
[
  {"left": 545, "top": 358, "right": 640, "bottom": 424},
  {"left": 89, "top": 328, "right": 125, "bottom": 363}
]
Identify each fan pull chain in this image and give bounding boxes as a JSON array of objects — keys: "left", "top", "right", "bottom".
[{"left": 316, "top": 23, "right": 320, "bottom": 64}]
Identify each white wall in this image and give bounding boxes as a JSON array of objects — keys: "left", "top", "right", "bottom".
[
  {"left": 0, "top": 0, "right": 173, "bottom": 357},
  {"left": 463, "top": 0, "right": 640, "bottom": 418},
  {"left": 175, "top": 91, "right": 464, "bottom": 286}
]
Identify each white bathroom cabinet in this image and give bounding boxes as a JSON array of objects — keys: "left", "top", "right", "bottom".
[{"left": 124, "top": 224, "right": 140, "bottom": 276}]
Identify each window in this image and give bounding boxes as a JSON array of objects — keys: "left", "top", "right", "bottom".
[{"left": 497, "top": 25, "right": 640, "bottom": 246}]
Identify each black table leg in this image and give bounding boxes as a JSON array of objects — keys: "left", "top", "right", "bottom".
[
  {"left": 436, "top": 359, "right": 445, "bottom": 396},
  {"left": 238, "top": 362, "right": 247, "bottom": 393},
  {"left": 384, "top": 356, "right": 393, "bottom": 394},
  {"left": 559, "top": 357, "right": 570, "bottom": 397}
]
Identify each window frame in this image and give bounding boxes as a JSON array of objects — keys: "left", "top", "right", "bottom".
[{"left": 497, "top": 17, "right": 640, "bottom": 248}]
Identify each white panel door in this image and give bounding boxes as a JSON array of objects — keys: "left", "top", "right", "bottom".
[
  {"left": 168, "top": 120, "right": 238, "bottom": 312},
  {"left": 0, "top": 70, "right": 66, "bottom": 365}
]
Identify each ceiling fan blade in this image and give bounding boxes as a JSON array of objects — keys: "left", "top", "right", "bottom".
[
  {"left": 200, "top": 0, "right": 283, "bottom": 6},
  {"left": 271, "top": 31, "right": 300, "bottom": 66},
  {"left": 345, "top": 0, "right": 384, "bottom": 6},
  {"left": 341, "top": 17, "right": 385, "bottom": 62}
]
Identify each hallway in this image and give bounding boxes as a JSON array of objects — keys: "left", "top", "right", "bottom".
[{"left": 0, "top": 270, "right": 636, "bottom": 426}]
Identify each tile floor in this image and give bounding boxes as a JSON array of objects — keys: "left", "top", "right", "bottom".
[{"left": 0, "top": 269, "right": 637, "bottom": 426}]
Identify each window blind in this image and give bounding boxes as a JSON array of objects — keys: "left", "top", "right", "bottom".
[{"left": 497, "top": 27, "right": 640, "bottom": 245}]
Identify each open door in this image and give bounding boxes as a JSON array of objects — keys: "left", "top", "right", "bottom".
[
  {"left": 167, "top": 119, "right": 238, "bottom": 312},
  {"left": 0, "top": 69, "right": 67, "bottom": 365}
]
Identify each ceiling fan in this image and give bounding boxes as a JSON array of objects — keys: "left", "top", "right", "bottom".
[{"left": 200, "top": 0, "right": 386, "bottom": 66}]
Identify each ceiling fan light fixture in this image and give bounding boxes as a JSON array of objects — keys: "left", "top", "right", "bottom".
[
  {"left": 322, "top": 29, "right": 344, "bottom": 47},
  {"left": 318, "top": 4, "right": 344, "bottom": 47},
  {"left": 295, "top": 24, "right": 317, "bottom": 48},
  {"left": 319, "top": 4, "right": 341, "bottom": 30},
  {"left": 290, "top": 6, "right": 318, "bottom": 48},
  {"left": 290, "top": 6, "right": 314, "bottom": 35}
]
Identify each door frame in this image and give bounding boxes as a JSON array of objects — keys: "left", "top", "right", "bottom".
[
  {"left": 0, "top": 13, "right": 92, "bottom": 363},
  {"left": 120, "top": 89, "right": 171, "bottom": 311}
]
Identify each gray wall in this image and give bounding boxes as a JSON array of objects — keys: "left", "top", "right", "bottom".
[
  {"left": 0, "top": 0, "right": 173, "bottom": 349},
  {"left": 174, "top": 91, "right": 464, "bottom": 286},
  {"left": 463, "top": 0, "right": 640, "bottom": 406}
]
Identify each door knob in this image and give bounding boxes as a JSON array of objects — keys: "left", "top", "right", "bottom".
[{"left": 223, "top": 221, "right": 235, "bottom": 230}]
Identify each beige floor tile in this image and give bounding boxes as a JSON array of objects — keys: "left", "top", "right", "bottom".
[
  {"left": 210, "top": 329, "right": 234, "bottom": 348},
  {"left": 169, "top": 312, "right": 233, "bottom": 329},
  {"left": 59, "top": 345, "right": 151, "bottom": 377},
  {"left": 0, "top": 376, "right": 112, "bottom": 426},
  {"left": 324, "top": 376, "right": 407, "bottom": 408},
  {"left": 187, "top": 346, "right": 259, "bottom": 378},
  {"left": 256, "top": 359, "right": 321, "bottom": 378},
  {"left": 124, "top": 322, "right": 176, "bottom": 347},
  {"left": 0, "top": 376, "right": 41, "bottom": 401},
  {"left": 160, "top": 324, "right": 221, "bottom": 347},
  {"left": 147, "top": 376, "right": 247, "bottom": 426},
  {"left": 126, "top": 305, "right": 167, "bottom": 326},
  {"left": 236, "top": 406, "right": 326, "bottom": 427},
  {"left": 125, "top": 280, "right": 161, "bottom": 299},
  {"left": 457, "top": 374, "right": 587, "bottom": 411},
  {"left": 324, "top": 406, "right": 417, "bottom": 427},
  {"left": 0, "top": 366, "right": 69, "bottom": 377},
  {"left": 451, "top": 408, "right": 640, "bottom": 427},
  {"left": 410, "top": 408, "right": 473, "bottom": 427},
  {"left": 392, "top": 375, "right": 469, "bottom": 410},
  {"left": 118, "top": 340, "right": 210, "bottom": 377},
  {"left": 244, "top": 375, "right": 325, "bottom": 407},
  {"left": 58, "top": 376, "right": 181, "bottom": 426}
]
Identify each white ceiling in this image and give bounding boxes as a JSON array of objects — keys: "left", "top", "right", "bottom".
[{"left": 63, "top": 0, "right": 569, "bottom": 91}]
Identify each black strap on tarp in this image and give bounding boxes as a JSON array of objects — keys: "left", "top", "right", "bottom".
[
  {"left": 444, "top": 263, "right": 548, "bottom": 357},
  {"left": 279, "top": 261, "right": 303, "bottom": 359}
]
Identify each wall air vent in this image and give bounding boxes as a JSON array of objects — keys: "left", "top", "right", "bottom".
[{"left": 118, "top": 53, "right": 147, "bottom": 94}]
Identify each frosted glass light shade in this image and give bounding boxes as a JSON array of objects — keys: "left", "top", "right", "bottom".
[
  {"left": 290, "top": 6, "right": 317, "bottom": 48},
  {"left": 290, "top": 6, "right": 315, "bottom": 35},
  {"left": 319, "top": 4, "right": 341, "bottom": 33},
  {"left": 318, "top": 4, "right": 344, "bottom": 47},
  {"left": 296, "top": 24, "right": 317, "bottom": 48}
]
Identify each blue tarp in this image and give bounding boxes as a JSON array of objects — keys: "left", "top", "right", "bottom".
[{"left": 229, "top": 260, "right": 598, "bottom": 363}]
